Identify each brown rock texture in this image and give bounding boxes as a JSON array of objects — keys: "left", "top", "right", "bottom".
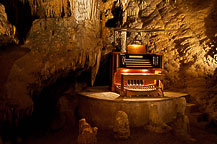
[
  {"left": 0, "top": 0, "right": 102, "bottom": 124},
  {"left": 103, "top": 0, "right": 217, "bottom": 118},
  {"left": 0, "top": 3, "right": 16, "bottom": 46},
  {"left": 78, "top": 118, "right": 98, "bottom": 144},
  {"left": 145, "top": 104, "right": 172, "bottom": 133}
]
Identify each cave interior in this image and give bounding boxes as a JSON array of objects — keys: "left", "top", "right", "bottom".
[{"left": 0, "top": 0, "right": 217, "bottom": 144}]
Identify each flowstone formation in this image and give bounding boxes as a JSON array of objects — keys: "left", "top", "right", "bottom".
[
  {"left": 113, "top": 111, "right": 130, "bottom": 139},
  {"left": 77, "top": 118, "right": 98, "bottom": 144},
  {"left": 102, "top": 0, "right": 217, "bottom": 121}
]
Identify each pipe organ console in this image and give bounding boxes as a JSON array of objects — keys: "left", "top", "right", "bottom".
[{"left": 110, "top": 28, "right": 164, "bottom": 97}]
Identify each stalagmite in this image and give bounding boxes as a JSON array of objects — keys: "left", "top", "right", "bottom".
[
  {"left": 113, "top": 111, "right": 130, "bottom": 139},
  {"left": 77, "top": 118, "right": 98, "bottom": 144}
]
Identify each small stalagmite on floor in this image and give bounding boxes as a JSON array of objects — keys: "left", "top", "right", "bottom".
[
  {"left": 77, "top": 118, "right": 98, "bottom": 144},
  {"left": 113, "top": 111, "right": 130, "bottom": 140}
]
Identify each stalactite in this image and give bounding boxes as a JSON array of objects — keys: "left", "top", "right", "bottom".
[
  {"left": 69, "top": 0, "right": 73, "bottom": 16},
  {"left": 91, "top": 49, "right": 101, "bottom": 86}
]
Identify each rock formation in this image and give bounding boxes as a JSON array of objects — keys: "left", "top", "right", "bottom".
[
  {"left": 77, "top": 118, "right": 98, "bottom": 144},
  {"left": 0, "top": 3, "right": 16, "bottom": 46},
  {"left": 0, "top": 0, "right": 102, "bottom": 128},
  {"left": 172, "top": 112, "right": 195, "bottom": 142},
  {"left": 113, "top": 111, "right": 130, "bottom": 139},
  {"left": 145, "top": 104, "right": 172, "bottom": 133}
]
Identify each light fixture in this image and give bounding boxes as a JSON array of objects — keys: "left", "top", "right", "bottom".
[
  {"left": 122, "top": 69, "right": 129, "bottom": 72},
  {"left": 141, "top": 69, "right": 148, "bottom": 72}
]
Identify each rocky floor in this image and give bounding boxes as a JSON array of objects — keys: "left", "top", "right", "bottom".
[{"left": 22, "top": 126, "right": 217, "bottom": 144}]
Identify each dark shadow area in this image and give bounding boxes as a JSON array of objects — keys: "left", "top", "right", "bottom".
[
  {"left": 32, "top": 70, "right": 91, "bottom": 130},
  {"left": 0, "top": 69, "right": 91, "bottom": 143},
  {"left": 94, "top": 54, "right": 111, "bottom": 86},
  {"left": 105, "top": 1, "right": 123, "bottom": 28},
  {"left": 0, "top": 0, "right": 36, "bottom": 44},
  {"left": 22, "top": 126, "right": 217, "bottom": 144},
  {"left": 0, "top": 45, "right": 30, "bottom": 99}
]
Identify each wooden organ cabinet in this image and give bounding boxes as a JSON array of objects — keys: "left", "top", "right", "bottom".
[{"left": 110, "top": 28, "right": 164, "bottom": 97}]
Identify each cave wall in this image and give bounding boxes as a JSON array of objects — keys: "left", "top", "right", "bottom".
[
  {"left": 101, "top": 0, "right": 217, "bottom": 117},
  {"left": 0, "top": 0, "right": 102, "bottom": 122},
  {"left": 0, "top": 3, "right": 16, "bottom": 46}
]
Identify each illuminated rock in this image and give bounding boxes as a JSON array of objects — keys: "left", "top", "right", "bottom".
[
  {"left": 145, "top": 104, "right": 172, "bottom": 133},
  {"left": 113, "top": 111, "right": 130, "bottom": 139},
  {"left": 77, "top": 118, "right": 98, "bottom": 144},
  {"left": 0, "top": 0, "right": 102, "bottom": 125},
  {"left": 0, "top": 3, "right": 16, "bottom": 46}
]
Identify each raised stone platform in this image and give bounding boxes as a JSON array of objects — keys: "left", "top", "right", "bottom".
[{"left": 78, "top": 86, "right": 189, "bottom": 129}]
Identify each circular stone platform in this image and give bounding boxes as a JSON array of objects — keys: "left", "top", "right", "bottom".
[{"left": 78, "top": 86, "right": 189, "bottom": 129}]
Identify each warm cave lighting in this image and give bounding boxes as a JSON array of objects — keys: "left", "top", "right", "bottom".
[
  {"left": 128, "top": 44, "right": 146, "bottom": 54},
  {"left": 123, "top": 98, "right": 167, "bottom": 102},
  {"left": 122, "top": 69, "right": 129, "bottom": 72},
  {"left": 141, "top": 69, "right": 148, "bottom": 72}
]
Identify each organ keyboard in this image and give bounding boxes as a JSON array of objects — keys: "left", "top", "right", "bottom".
[{"left": 110, "top": 28, "right": 164, "bottom": 97}]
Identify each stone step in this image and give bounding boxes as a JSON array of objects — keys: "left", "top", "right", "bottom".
[{"left": 186, "top": 103, "right": 199, "bottom": 113}]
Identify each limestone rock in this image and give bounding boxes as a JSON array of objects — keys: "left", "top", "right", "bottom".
[
  {"left": 172, "top": 112, "right": 195, "bottom": 142},
  {"left": 113, "top": 111, "right": 130, "bottom": 139},
  {"left": 0, "top": 0, "right": 102, "bottom": 124},
  {"left": 145, "top": 104, "right": 172, "bottom": 133},
  {"left": 0, "top": 3, "right": 16, "bottom": 46},
  {"left": 77, "top": 118, "right": 98, "bottom": 144},
  {"left": 57, "top": 95, "right": 78, "bottom": 127}
]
